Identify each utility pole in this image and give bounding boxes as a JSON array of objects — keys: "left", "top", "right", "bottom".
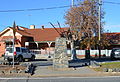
[
  {"left": 70, "top": 0, "right": 77, "bottom": 60},
  {"left": 98, "top": 0, "right": 102, "bottom": 58},
  {"left": 12, "top": 21, "right": 16, "bottom": 68},
  {"left": 72, "top": 0, "right": 74, "bottom": 7},
  {"left": 98, "top": 0, "right": 102, "bottom": 41},
  {"left": 70, "top": 0, "right": 74, "bottom": 60}
]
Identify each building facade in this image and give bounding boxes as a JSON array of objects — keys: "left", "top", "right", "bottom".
[
  {"left": 0, "top": 26, "right": 68, "bottom": 56},
  {"left": 0, "top": 25, "right": 120, "bottom": 57}
]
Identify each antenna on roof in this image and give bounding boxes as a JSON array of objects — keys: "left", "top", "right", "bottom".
[
  {"left": 57, "top": 21, "right": 64, "bottom": 33},
  {"left": 49, "top": 22, "right": 61, "bottom": 35}
]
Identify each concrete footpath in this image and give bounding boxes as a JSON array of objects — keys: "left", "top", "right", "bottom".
[
  {"left": 33, "top": 66, "right": 120, "bottom": 77},
  {"left": 33, "top": 66, "right": 98, "bottom": 77}
]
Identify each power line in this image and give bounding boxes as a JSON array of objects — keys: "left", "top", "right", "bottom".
[
  {"left": 0, "top": 1, "right": 120, "bottom": 13},
  {"left": 0, "top": 5, "right": 71, "bottom": 13}
]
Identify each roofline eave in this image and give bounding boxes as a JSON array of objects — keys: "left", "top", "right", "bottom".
[{"left": 28, "top": 41, "right": 55, "bottom": 43}]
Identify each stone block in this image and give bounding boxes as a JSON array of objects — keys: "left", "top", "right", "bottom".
[
  {"left": 103, "top": 68, "right": 108, "bottom": 72},
  {"left": 53, "top": 37, "right": 68, "bottom": 69}
]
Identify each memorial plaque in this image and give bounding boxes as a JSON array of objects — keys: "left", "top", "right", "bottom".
[{"left": 53, "top": 37, "right": 68, "bottom": 68}]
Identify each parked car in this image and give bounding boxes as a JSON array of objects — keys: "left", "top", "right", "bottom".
[
  {"left": 110, "top": 48, "right": 120, "bottom": 60},
  {"left": 4, "top": 47, "right": 35, "bottom": 62}
]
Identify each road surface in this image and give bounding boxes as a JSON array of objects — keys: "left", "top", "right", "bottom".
[{"left": 0, "top": 76, "right": 120, "bottom": 82}]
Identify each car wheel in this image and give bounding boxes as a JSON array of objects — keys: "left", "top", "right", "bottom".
[
  {"left": 31, "top": 55, "right": 35, "bottom": 61},
  {"left": 7, "top": 58, "right": 12, "bottom": 62},
  {"left": 18, "top": 56, "right": 23, "bottom": 62}
]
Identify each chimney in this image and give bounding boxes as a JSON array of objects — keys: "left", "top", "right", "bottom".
[
  {"left": 30, "top": 25, "right": 35, "bottom": 29},
  {"left": 41, "top": 25, "right": 44, "bottom": 30}
]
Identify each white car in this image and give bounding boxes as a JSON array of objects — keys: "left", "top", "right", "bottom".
[{"left": 4, "top": 47, "right": 35, "bottom": 62}]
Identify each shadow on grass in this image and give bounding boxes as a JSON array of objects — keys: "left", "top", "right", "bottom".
[{"left": 69, "top": 59, "right": 90, "bottom": 68}]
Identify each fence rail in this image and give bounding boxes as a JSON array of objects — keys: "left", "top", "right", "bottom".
[{"left": 30, "top": 49, "right": 112, "bottom": 57}]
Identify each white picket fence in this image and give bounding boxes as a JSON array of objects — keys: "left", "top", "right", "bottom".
[{"left": 30, "top": 49, "right": 112, "bottom": 59}]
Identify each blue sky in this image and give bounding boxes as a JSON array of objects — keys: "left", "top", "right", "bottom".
[{"left": 0, "top": 0, "right": 120, "bottom": 32}]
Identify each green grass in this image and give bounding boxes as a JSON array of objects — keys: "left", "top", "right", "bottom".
[{"left": 92, "top": 62, "right": 120, "bottom": 72}]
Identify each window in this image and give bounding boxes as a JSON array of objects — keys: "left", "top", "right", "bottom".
[
  {"left": 114, "top": 49, "right": 120, "bottom": 55},
  {"left": 22, "top": 49, "right": 27, "bottom": 53},
  {"left": 6, "top": 42, "right": 13, "bottom": 47},
  {"left": 16, "top": 47, "right": 20, "bottom": 52},
  {"left": 6, "top": 48, "right": 13, "bottom": 53}
]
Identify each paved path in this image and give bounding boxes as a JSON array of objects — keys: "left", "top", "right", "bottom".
[{"left": 33, "top": 66, "right": 97, "bottom": 77}]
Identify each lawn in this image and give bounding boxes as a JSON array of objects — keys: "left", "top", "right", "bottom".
[{"left": 92, "top": 62, "right": 120, "bottom": 72}]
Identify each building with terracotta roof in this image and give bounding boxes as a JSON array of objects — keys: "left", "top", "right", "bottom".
[
  {"left": 105, "top": 32, "right": 120, "bottom": 49},
  {"left": 0, "top": 25, "right": 69, "bottom": 56},
  {"left": 0, "top": 25, "right": 120, "bottom": 57}
]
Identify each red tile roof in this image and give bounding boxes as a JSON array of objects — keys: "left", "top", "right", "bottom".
[
  {"left": 105, "top": 32, "right": 120, "bottom": 44},
  {"left": 105, "top": 32, "right": 120, "bottom": 35},
  {"left": 11, "top": 26, "right": 69, "bottom": 42},
  {"left": 10, "top": 27, "right": 33, "bottom": 37},
  {"left": 24, "top": 28, "right": 68, "bottom": 41}
]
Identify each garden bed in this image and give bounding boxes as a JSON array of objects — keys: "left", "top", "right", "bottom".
[
  {"left": 0, "top": 65, "right": 26, "bottom": 74},
  {"left": 92, "top": 62, "right": 120, "bottom": 72}
]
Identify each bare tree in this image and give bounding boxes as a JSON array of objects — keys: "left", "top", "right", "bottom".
[{"left": 65, "top": 0, "right": 107, "bottom": 50}]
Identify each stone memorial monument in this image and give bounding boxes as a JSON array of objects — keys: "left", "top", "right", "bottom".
[{"left": 53, "top": 37, "right": 68, "bottom": 69}]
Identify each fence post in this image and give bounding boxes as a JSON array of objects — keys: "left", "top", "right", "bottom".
[{"left": 85, "top": 49, "right": 90, "bottom": 59}]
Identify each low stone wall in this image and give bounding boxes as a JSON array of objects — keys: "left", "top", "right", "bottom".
[
  {"left": 0, "top": 65, "right": 26, "bottom": 74},
  {"left": 0, "top": 62, "right": 35, "bottom": 76},
  {"left": 103, "top": 68, "right": 120, "bottom": 72}
]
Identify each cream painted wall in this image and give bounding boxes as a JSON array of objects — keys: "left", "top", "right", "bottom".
[{"left": 2, "top": 28, "right": 22, "bottom": 36}]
